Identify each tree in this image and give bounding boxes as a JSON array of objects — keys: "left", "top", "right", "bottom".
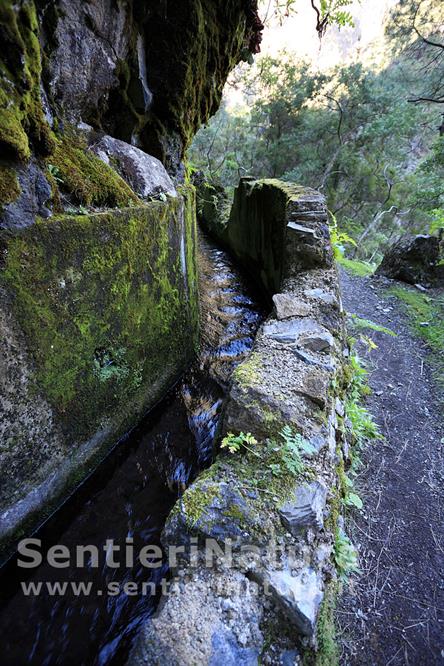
[
  {"left": 388, "top": 0, "right": 444, "bottom": 110},
  {"left": 189, "top": 10, "right": 443, "bottom": 262}
]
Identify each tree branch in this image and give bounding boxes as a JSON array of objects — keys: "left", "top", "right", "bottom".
[
  {"left": 310, "top": 0, "right": 329, "bottom": 38},
  {"left": 408, "top": 96, "right": 444, "bottom": 104},
  {"left": 325, "top": 95, "right": 344, "bottom": 144}
]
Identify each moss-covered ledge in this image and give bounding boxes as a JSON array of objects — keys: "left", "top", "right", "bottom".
[{"left": 0, "top": 189, "right": 198, "bottom": 562}]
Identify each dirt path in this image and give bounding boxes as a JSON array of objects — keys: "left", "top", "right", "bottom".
[{"left": 339, "top": 270, "right": 444, "bottom": 666}]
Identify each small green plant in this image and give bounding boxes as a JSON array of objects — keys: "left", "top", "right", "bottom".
[
  {"left": 344, "top": 352, "right": 381, "bottom": 451},
  {"left": 221, "top": 426, "right": 314, "bottom": 483},
  {"left": 346, "top": 351, "right": 371, "bottom": 399},
  {"left": 342, "top": 474, "right": 363, "bottom": 510},
  {"left": 346, "top": 398, "right": 380, "bottom": 447},
  {"left": 48, "top": 163, "right": 64, "bottom": 184},
  {"left": 328, "top": 210, "right": 357, "bottom": 260},
  {"left": 265, "top": 427, "right": 315, "bottom": 478},
  {"left": 429, "top": 208, "right": 444, "bottom": 235},
  {"left": 278, "top": 425, "right": 316, "bottom": 477},
  {"left": 221, "top": 431, "right": 257, "bottom": 454},
  {"left": 334, "top": 530, "right": 359, "bottom": 580},
  {"left": 348, "top": 313, "right": 397, "bottom": 337}
]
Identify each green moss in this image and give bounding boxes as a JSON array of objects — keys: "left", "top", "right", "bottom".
[
  {"left": 222, "top": 502, "right": 246, "bottom": 523},
  {"left": 0, "top": 164, "right": 20, "bottom": 209},
  {"left": 180, "top": 184, "right": 200, "bottom": 347},
  {"left": 337, "top": 256, "right": 374, "bottom": 277},
  {"left": 232, "top": 352, "right": 262, "bottom": 386},
  {"left": 49, "top": 132, "right": 141, "bottom": 208},
  {"left": 0, "top": 199, "right": 198, "bottom": 442},
  {"left": 0, "top": 1, "right": 55, "bottom": 161},
  {"left": 315, "top": 582, "right": 339, "bottom": 666},
  {"left": 181, "top": 482, "right": 221, "bottom": 527},
  {"left": 389, "top": 284, "right": 444, "bottom": 386}
]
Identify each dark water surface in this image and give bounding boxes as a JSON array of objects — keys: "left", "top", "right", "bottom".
[{"left": 0, "top": 232, "right": 265, "bottom": 666}]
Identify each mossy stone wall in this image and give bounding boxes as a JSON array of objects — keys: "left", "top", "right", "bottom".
[
  {"left": 0, "top": 0, "right": 54, "bottom": 161},
  {"left": 0, "top": 191, "right": 198, "bottom": 558},
  {"left": 199, "top": 178, "right": 315, "bottom": 301},
  {"left": 226, "top": 178, "right": 289, "bottom": 300}
]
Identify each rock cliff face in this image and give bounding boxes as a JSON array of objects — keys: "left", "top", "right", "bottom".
[
  {"left": 0, "top": 0, "right": 257, "bottom": 559},
  {"left": 0, "top": 0, "right": 260, "bottom": 177}
]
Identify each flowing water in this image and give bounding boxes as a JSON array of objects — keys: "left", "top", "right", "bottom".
[{"left": 0, "top": 231, "right": 265, "bottom": 666}]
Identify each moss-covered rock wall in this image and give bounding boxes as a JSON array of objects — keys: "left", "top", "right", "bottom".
[
  {"left": 198, "top": 177, "right": 334, "bottom": 301},
  {"left": 0, "top": 190, "right": 198, "bottom": 559},
  {"left": 0, "top": 0, "right": 257, "bottom": 559},
  {"left": 0, "top": 0, "right": 261, "bottom": 178}
]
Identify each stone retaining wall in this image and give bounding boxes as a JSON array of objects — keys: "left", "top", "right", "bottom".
[
  {"left": 128, "top": 180, "right": 348, "bottom": 665},
  {"left": 0, "top": 190, "right": 198, "bottom": 562}
]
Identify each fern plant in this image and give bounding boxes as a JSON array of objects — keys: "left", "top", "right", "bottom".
[
  {"left": 334, "top": 530, "right": 359, "bottom": 581},
  {"left": 221, "top": 431, "right": 257, "bottom": 454},
  {"left": 342, "top": 474, "right": 363, "bottom": 510},
  {"left": 266, "top": 426, "right": 316, "bottom": 478}
]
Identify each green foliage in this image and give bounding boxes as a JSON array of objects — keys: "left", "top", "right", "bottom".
[
  {"left": 276, "top": 0, "right": 354, "bottom": 32},
  {"left": 348, "top": 314, "right": 397, "bottom": 337},
  {"left": 190, "top": 25, "right": 443, "bottom": 262},
  {"left": 346, "top": 382, "right": 381, "bottom": 448},
  {"left": 387, "top": 0, "right": 444, "bottom": 105},
  {"left": 268, "top": 426, "right": 316, "bottom": 478},
  {"left": 329, "top": 210, "right": 356, "bottom": 260},
  {"left": 219, "top": 426, "right": 315, "bottom": 509},
  {"left": 334, "top": 530, "right": 359, "bottom": 580},
  {"left": 221, "top": 431, "right": 258, "bottom": 454},
  {"left": 337, "top": 256, "right": 375, "bottom": 277},
  {"left": 221, "top": 426, "right": 314, "bottom": 479},
  {"left": 389, "top": 285, "right": 444, "bottom": 386},
  {"left": 47, "top": 163, "right": 64, "bottom": 185},
  {"left": 344, "top": 351, "right": 381, "bottom": 453},
  {"left": 342, "top": 474, "right": 363, "bottom": 510},
  {"left": 429, "top": 209, "right": 444, "bottom": 235}
]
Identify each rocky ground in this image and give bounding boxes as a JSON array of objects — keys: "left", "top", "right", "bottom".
[{"left": 339, "top": 270, "right": 444, "bottom": 665}]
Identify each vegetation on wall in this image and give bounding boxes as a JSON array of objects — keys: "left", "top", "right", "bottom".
[
  {"left": 0, "top": 200, "right": 197, "bottom": 442},
  {"left": 0, "top": 0, "right": 54, "bottom": 160}
]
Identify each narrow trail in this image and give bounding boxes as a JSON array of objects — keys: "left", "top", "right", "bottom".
[{"left": 339, "top": 270, "right": 444, "bottom": 665}]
